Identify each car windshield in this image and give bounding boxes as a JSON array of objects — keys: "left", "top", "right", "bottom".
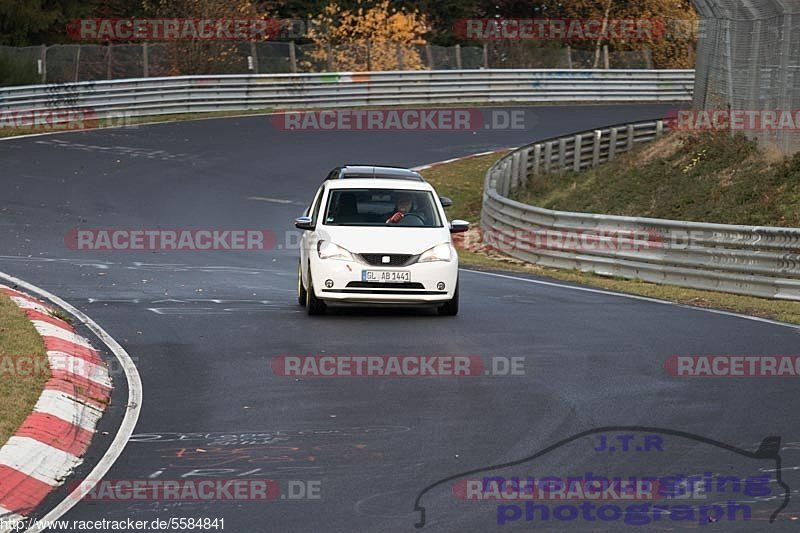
[{"left": 323, "top": 188, "right": 443, "bottom": 227}]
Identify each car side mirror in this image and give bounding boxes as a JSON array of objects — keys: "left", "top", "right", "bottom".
[
  {"left": 439, "top": 196, "right": 453, "bottom": 208},
  {"left": 294, "top": 216, "right": 314, "bottom": 230},
  {"left": 449, "top": 220, "right": 469, "bottom": 233}
]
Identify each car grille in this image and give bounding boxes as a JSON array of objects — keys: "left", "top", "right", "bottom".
[
  {"left": 346, "top": 282, "right": 425, "bottom": 289},
  {"left": 358, "top": 253, "right": 416, "bottom": 267}
]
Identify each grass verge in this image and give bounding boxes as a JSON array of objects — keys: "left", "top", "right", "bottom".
[
  {"left": 419, "top": 149, "right": 800, "bottom": 326},
  {"left": 0, "top": 292, "right": 48, "bottom": 448},
  {"left": 513, "top": 131, "right": 800, "bottom": 227}
]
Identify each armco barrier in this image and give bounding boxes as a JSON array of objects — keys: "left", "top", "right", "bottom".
[
  {"left": 0, "top": 69, "right": 694, "bottom": 123},
  {"left": 480, "top": 120, "right": 800, "bottom": 301}
]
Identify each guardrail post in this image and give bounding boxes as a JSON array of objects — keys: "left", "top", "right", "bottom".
[
  {"left": 142, "top": 43, "right": 148, "bottom": 78},
  {"left": 532, "top": 144, "right": 542, "bottom": 176},
  {"left": 558, "top": 138, "right": 567, "bottom": 173},
  {"left": 326, "top": 42, "right": 333, "bottom": 70},
  {"left": 501, "top": 160, "right": 512, "bottom": 197},
  {"left": 518, "top": 147, "right": 531, "bottom": 185},
  {"left": 544, "top": 142, "right": 553, "bottom": 172},
  {"left": 656, "top": 119, "right": 663, "bottom": 137},
  {"left": 482, "top": 43, "right": 489, "bottom": 68},
  {"left": 626, "top": 124, "right": 635, "bottom": 151},
  {"left": 455, "top": 44, "right": 462, "bottom": 69},
  {"left": 573, "top": 134, "right": 582, "bottom": 172},
  {"left": 510, "top": 151, "right": 521, "bottom": 191},
  {"left": 592, "top": 130, "right": 602, "bottom": 166},
  {"left": 425, "top": 44, "right": 434, "bottom": 69},
  {"left": 608, "top": 127, "right": 618, "bottom": 161}
]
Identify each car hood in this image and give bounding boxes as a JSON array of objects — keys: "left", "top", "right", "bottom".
[{"left": 316, "top": 226, "right": 451, "bottom": 255}]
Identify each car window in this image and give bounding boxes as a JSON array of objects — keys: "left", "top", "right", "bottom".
[
  {"left": 323, "top": 188, "right": 443, "bottom": 227},
  {"left": 308, "top": 186, "right": 325, "bottom": 223}
]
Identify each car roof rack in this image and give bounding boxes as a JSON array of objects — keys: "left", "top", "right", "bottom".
[{"left": 325, "top": 165, "right": 425, "bottom": 182}]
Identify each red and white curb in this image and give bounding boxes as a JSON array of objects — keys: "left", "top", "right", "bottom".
[{"left": 0, "top": 286, "right": 110, "bottom": 531}]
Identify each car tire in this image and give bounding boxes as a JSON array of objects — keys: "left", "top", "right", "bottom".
[
  {"left": 297, "top": 262, "right": 307, "bottom": 306},
  {"left": 437, "top": 279, "right": 459, "bottom": 316},
  {"left": 306, "top": 271, "right": 327, "bottom": 315}
]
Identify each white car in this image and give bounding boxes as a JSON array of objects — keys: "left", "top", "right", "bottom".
[{"left": 295, "top": 165, "right": 469, "bottom": 315}]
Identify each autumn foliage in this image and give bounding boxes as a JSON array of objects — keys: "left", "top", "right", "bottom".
[{"left": 304, "top": 1, "right": 428, "bottom": 72}]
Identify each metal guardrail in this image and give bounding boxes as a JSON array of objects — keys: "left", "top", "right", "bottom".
[
  {"left": 0, "top": 69, "right": 694, "bottom": 123},
  {"left": 480, "top": 120, "right": 800, "bottom": 301}
]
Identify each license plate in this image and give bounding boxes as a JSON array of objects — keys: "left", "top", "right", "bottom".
[{"left": 362, "top": 270, "right": 411, "bottom": 283}]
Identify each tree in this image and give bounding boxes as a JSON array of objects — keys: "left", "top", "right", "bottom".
[{"left": 304, "top": 0, "right": 428, "bottom": 71}]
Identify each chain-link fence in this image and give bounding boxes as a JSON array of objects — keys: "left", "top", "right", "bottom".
[
  {"left": 0, "top": 41, "right": 660, "bottom": 87},
  {"left": 693, "top": 0, "right": 800, "bottom": 155}
]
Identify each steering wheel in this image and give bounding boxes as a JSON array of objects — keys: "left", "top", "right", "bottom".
[{"left": 397, "top": 213, "right": 425, "bottom": 226}]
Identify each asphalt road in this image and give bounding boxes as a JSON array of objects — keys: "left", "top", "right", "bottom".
[{"left": 2, "top": 104, "right": 799, "bottom": 531}]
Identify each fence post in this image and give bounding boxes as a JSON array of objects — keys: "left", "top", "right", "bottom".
[
  {"left": 250, "top": 41, "right": 259, "bottom": 74},
  {"left": 532, "top": 144, "right": 542, "bottom": 176},
  {"left": 40, "top": 45, "right": 47, "bottom": 83},
  {"left": 425, "top": 43, "right": 434, "bottom": 69},
  {"left": 558, "top": 138, "right": 567, "bottom": 173},
  {"left": 366, "top": 40, "right": 372, "bottom": 71},
  {"left": 289, "top": 41, "right": 297, "bottom": 73},
  {"left": 106, "top": 43, "right": 113, "bottom": 80},
  {"left": 75, "top": 45, "right": 81, "bottom": 82},
  {"left": 326, "top": 41, "right": 333, "bottom": 71},
  {"left": 656, "top": 120, "right": 663, "bottom": 138},
  {"left": 603, "top": 44, "right": 609, "bottom": 69},
  {"left": 142, "top": 42, "right": 148, "bottom": 77},
  {"left": 455, "top": 44, "right": 462, "bottom": 69},
  {"left": 482, "top": 43, "right": 488, "bottom": 68},
  {"left": 396, "top": 42, "right": 404, "bottom": 70},
  {"left": 592, "top": 130, "right": 602, "bottom": 166},
  {"left": 573, "top": 134, "right": 582, "bottom": 172},
  {"left": 566, "top": 45, "right": 573, "bottom": 69},
  {"left": 643, "top": 48, "right": 653, "bottom": 69},
  {"left": 608, "top": 127, "right": 618, "bottom": 161}
]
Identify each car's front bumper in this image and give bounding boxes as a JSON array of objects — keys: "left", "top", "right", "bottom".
[{"left": 310, "top": 256, "right": 458, "bottom": 304}]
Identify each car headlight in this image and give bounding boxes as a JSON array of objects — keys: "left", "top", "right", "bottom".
[
  {"left": 419, "top": 243, "right": 453, "bottom": 263},
  {"left": 317, "top": 240, "right": 355, "bottom": 261}
]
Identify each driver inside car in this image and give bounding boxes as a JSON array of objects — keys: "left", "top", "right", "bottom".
[{"left": 385, "top": 193, "right": 414, "bottom": 224}]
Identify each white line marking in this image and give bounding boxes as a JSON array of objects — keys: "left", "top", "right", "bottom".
[
  {"left": 0, "top": 437, "right": 78, "bottom": 486},
  {"left": 462, "top": 269, "right": 800, "bottom": 330},
  {"left": 247, "top": 196, "right": 296, "bottom": 204},
  {"left": 0, "top": 271, "right": 142, "bottom": 532},
  {"left": 32, "top": 389, "right": 104, "bottom": 432}
]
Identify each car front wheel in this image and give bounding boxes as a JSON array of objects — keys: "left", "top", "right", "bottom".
[
  {"left": 306, "top": 270, "right": 327, "bottom": 315},
  {"left": 437, "top": 279, "right": 459, "bottom": 316},
  {"left": 297, "top": 262, "right": 307, "bottom": 306}
]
